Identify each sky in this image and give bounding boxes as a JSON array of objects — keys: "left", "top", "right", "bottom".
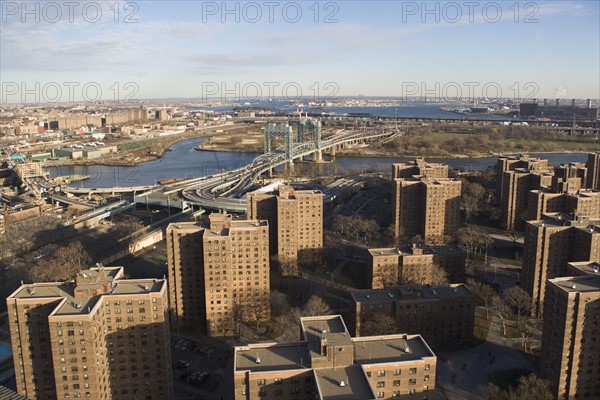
[{"left": 1, "top": 0, "right": 599, "bottom": 102}]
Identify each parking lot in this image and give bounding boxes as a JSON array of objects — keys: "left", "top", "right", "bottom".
[{"left": 171, "top": 335, "right": 228, "bottom": 399}]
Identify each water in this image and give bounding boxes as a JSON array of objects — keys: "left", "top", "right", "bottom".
[
  {"left": 200, "top": 101, "right": 521, "bottom": 121},
  {"left": 46, "top": 137, "right": 589, "bottom": 188}
]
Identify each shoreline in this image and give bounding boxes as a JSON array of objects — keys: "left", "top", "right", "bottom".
[{"left": 44, "top": 138, "right": 592, "bottom": 170}]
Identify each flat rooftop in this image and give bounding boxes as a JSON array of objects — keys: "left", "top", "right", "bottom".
[
  {"left": 235, "top": 343, "right": 311, "bottom": 373},
  {"left": 8, "top": 267, "right": 166, "bottom": 316},
  {"left": 568, "top": 261, "right": 600, "bottom": 276},
  {"left": 301, "top": 316, "right": 352, "bottom": 356},
  {"left": 353, "top": 335, "right": 434, "bottom": 365},
  {"left": 352, "top": 284, "right": 472, "bottom": 304},
  {"left": 314, "top": 366, "right": 375, "bottom": 400},
  {"left": 549, "top": 275, "right": 600, "bottom": 294},
  {"left": 368, "top": 248, "right": 399, "bottom": 257}
]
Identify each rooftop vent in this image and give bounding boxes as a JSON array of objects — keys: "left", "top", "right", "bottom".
[
  {"left": 404, "top": 346, "right": 410, "bottom": 353},
  {"left": 144, "top": 284, "right": 149, "bottom": 291},
  {"left": 255, "top": 354, "right": 261, "bottom": 364},
  {"left": 339, "top": 380, "right": 346, "bottom": 387},
  {"left": 28, "top": 287, "right": 36, "bottom": 295},
  {"left": 388, "top": 292, "right": 394, "bottom": 298},
  {"left": 365, "top": 294, "right": 370, "bottom": 299},
  {"left": 571, "top": 284, "right": 577, "bottom": 289},
  {"left": 322, "top": 329, "right": 327, "bottom": 335},
  {"left": 593, "top": 267, "right": 599, "bottom": 274}
]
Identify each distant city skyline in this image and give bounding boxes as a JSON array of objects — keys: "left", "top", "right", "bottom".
[{"left": 1, "top": 0, "right": 599, "bottom": 102}]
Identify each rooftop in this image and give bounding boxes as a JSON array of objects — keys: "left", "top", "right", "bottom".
[
  {"left": 548, "top": 275, "right": 600, "bottom": 294},
  {"left": 301, "top": 316, "right": 352, "bottom": 356},
  {"left": 234, "top": 342, "right": 311, "bottom": 372},
  {"left": 568, "top": 261, "right": 600, "bottom": 276},
  {"left": 8, "top": 267, "right": 166, "bottom": 316},
  {"left": 353, "top": 335, "right": 434, "bottom": 364},
  {"left": 351, "top": 284, "right": 473, "bottom": 304},
  {"left": 314, "top": 366, "right": 375, "bottom": 400}
]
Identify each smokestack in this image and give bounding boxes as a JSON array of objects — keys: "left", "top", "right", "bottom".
[
  {"left": 555, "top": 99, "right": 560, "bottom": 107},
  {"left": 587, "top": 99, "right": 592, "bottom": 109},
  {"left": 571, "top": 99, "right": 576, "bottom": 108},
  {"left": 543, "top": 99, "right": 548, "bottom": 107}
]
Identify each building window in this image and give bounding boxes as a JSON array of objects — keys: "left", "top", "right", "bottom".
[
  {"left": 377, "top": 392, "right": 384, "bottom": 398},
  {"left": 393, "top": 380, "right": 400, "bottom": 386},
  {"left": 408, "top": 368, "right": 417, "bottom": 375},
  {"left": 377, "top": 381, "right": 385, "bottom": 388},
  {"left": 257, "top": 379, "right": 265, "bottom": 386},
  {"left": 274, "top": 378, "right": 282, "bottom": 385},
  {"left": 377, "top": 370, "right": 385, "bottom": 377},
  {"left": 393, "top": 369, "right": 401, "bottom": 376}
]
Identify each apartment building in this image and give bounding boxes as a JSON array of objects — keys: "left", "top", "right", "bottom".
[
  {"left": 166, "top": 213, "right": 270, "bottom": 336},
  {"left": 351, "top": 284, "right": 475, "bottom": 349},
  {"left": 586, "top": 152, "right": 600, "bottom": 190},
  {"left": 522, "top": 213, "right": 600, "bottom": 316},
  {"left": 393, "top": 178, "right": 461, "bottom": 245},
  {"left": 392, "top": 159, "right": 449, "bottom": 180},
  {"left": 368, "top": 244, "right": 466, "bottom": 288},
  {"left": 233, "top": 315, "right": 438, "bottom": 400},
  {"left": 247, "top": 185, "right": 323, "bottom": 275},
  {"left": 540, "top": 275, "right": 600, "bottom": 400},
  {"left": 527, "top": 189, "right": 600, "bottom": 221},
  {"left": 496, "top": 155, "right": 554, "bottom": 231},
  {"left": 6, "top": 267, "right": 173, "bottom": 400}
]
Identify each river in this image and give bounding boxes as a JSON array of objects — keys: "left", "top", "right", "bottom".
[{"left": 46, "top": 137, "right": 589, "bottom": 188}]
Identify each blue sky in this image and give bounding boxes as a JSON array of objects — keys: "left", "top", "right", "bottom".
[{"left": 1, "top": 0, "right": 599, "bottom": 102}]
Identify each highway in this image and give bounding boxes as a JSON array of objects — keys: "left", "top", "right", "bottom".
[
  {"left": 181, "top": 129, "right": 394, "bottom": 212},
  {"left": 58, "top": 128, "right": 395, "bottom": 213}
]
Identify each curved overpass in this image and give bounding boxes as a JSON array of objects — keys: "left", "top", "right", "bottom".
[{"left": 182, "top": 129, "right": 394, "bottom": 212}]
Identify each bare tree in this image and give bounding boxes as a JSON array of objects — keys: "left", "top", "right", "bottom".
[
  {"left": 461, "top": 181, "right": 486, "bottom": 223},
  {"left": 491, "top": 295, "right": 512, "bottom": 336},
  {"left": 303, "top": 295, "right": 332, "bottom": 316},
  {"left": 467, "top": 279, "right": 496, "bottom": 318},
  {"left": 361, "top": 313, "right": 398, "bottom": 336},
  {"left": 502, "top": 286, "right": 532, "bottom": 325},
  {"left": 429, "top": 265, "right": 449, "bottom": 286},
  {"left": 505, "top": 230, "right": 523, "bottom": 255}
]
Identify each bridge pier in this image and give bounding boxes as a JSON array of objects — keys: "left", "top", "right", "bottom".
[
  {"left": 313, "top": 150, "right": 323, "bottom": 163},
  {"left": 330, "top": 145, "right": 336, "bottom": 157},
  {"left": 284, "top": 162, "right": 294, "bottom": 174}
]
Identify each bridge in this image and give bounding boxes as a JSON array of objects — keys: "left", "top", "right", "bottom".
[
  {"left": 182, "top": 120, "right": 395, "bottom": 212},
  {"left": 60, "top": 119, "right": 396, "bottom": 213}
]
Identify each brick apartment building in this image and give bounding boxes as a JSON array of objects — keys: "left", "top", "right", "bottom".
[{"left": 6, "top": 267, "right": 173, "bottom": 400}]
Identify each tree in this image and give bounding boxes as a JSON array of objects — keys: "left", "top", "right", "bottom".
[
  {"left": 429, "top": 265, "right": 449, "bottom": 286},
  {"left": 505, "top": 230, "right": 523, "bottom": 255},
  {"left": 303, "top": 295, "right": 332, "bottom": 316},
  {"left": 467, "top": 279, "right": 496, "bottom": 318},
  {"left": 30, "top": 241, "right": 91, "bottom": 282},
  {"left": 270, "top": 291, "right": 290, "bottom": 317},
  {"left": 502, "top": 286, "right": 532, "bottom": 325},
  {"left": 461, "top": 181, "right": 486, "bottom": 223},
  {"left": 491, "top": 295, "right": 512, "bottom": 335},
  {"left": 475, "top": 383, "right": 507, "bottom": 400},
  {"left": 361, "top": 313, "right": 398, "bottom": 336},
  {"left": 507, "top": 374, "right": 553, "bottom": 400}
]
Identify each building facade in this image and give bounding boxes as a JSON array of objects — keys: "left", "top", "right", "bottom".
[
  {"left": 522, "top": 213, "right": 600, "bottom": 316},
  {"left": 233, "top": 315, "right": 438, "bottom": 400},
  {"left": 540, "top": 275, "right": 600, "bottom": 400},
  {"left": 527, "top": 189, "right": 600, "bottom": 221},
  {"left": 351, "top": 284, "right": 475, "bottom": 349},
  {"left": 587, "top": 152, "right": 600, "bottom": 191},
  {"left": 368, "top": 244, "right": 466, "bottom": 289},
  {"left": 6, "top": 267, "right": 173, "bottom": 400},
  {"left": 393, "top": 178, "right": 461, "bottom": 245},
  {"left": 247, "top": 185, "right": 323, "bottom": 275},
  {"left": 496, "top": 155, "right": 554, "bottom": 231},
  {"left": 167, "top": 213, "right": 270, "bottom": 336}
]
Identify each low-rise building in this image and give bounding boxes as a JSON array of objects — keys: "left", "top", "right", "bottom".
[
  {"left": 351, "top": 284, "right": 475, "bottom": 349},
  {"left": 233, "top": 315, "right": 438, "bottom": 400}
]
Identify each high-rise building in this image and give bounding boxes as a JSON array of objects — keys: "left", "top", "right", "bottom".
[
  {"left": 552, "top": 162, "right": 588, "bottom": 193},
  {"left": 540, "top": 275, "right": 600, "bottom": 400},
  {"left": 247, "top": 185, "right": 323, "bottom": 275},
  {"left": 392, "top": 158, "right": 449, "bottom": 180},
  {"left": 166, "top": 213, "right": 270, "bottom": 336},
  {"left": 522, "top": 213, "right": 600, "bottom": 316},
  {"left": 6, "top": 267, "right": 173, "bottom": 400},
  {"left": 368, "top": 244, "right": 465, "bottom": 288},
  {"left": 233, "top": 314, "right": 437, "bottom": 400},
  {"left": 394, "top": 178, "right": 461, "bottom": 245},
  {"left": 586, "top": 152, "right": 600, "bottom": 190},
  {"left": 351, "top": 284, "right": 475, "bottom": 349},
  {"left": 496, "top": 155, "right": 554, "bottom": 231},
  {"left": 527, "top": 189, "right": 600, "bottom": 221}
]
